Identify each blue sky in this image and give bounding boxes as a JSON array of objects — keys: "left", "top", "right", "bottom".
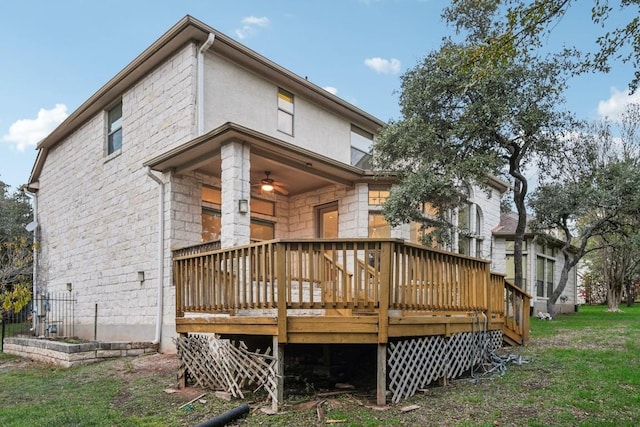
[{"left": 0, "top": 0, "right": 638, "bottom": 191}]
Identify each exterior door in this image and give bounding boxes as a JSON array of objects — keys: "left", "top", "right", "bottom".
[{"left": 317, "top": 202, "right": 338, "bottom": 238}]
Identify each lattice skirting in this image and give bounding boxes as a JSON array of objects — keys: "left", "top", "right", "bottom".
[
  {"left": 174, "top": 334, "right": 278, "bottom": 403},
  {"left": 388, "top": 330, "right": 502, "bottom": 403}
]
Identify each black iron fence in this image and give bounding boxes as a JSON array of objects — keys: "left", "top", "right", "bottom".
[{"left": 1, "top": 292, "right": 76, "bottom": 348}]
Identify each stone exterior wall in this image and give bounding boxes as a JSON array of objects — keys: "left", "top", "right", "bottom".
[
  {"left": 3, "top": 338, "right": 157, "bottom": 368},
  {"left": 286, "top": 183, "right": 368, "bottom": 239},
  {"left": 36, "top": 43, "right": 198, "bottom": 352}
]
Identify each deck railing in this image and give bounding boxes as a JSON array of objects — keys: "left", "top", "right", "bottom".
[
  {"left": 502, "top": 278, "right": 531, "bottom": 344},
  {"left": 173, "top": 238, "right": 530, "bottom": 343},
  {"left": 175, "top": 239, "right": 496, "bottom": 313}
]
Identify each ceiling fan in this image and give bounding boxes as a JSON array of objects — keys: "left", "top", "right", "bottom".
[{"left": 254, "top": 171, "right": 289, "bottom": 195}]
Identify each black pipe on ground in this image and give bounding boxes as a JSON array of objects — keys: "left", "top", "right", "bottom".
[{"left": 194, "top": 404, "right": 251, "bottom": 427}]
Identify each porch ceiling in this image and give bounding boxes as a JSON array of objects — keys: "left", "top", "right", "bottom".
[{"left": 144, "top": 122, "right": 369, "bottom": 195}]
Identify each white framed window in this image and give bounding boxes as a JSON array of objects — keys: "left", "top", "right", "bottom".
[
  {"left": 107, "top": 102, "right": 123, "bottom": 155},
  {"left": 277, "top": 88, "right": 294, "bottom": 135}
]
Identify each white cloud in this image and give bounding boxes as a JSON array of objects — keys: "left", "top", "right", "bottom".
[
  {"left": 323, "top": 86, "right": 338, "bottom": 95},
  {"left": 2, "top": 104, "right": 68, "bottom": 151},
  {"left": 597, "top": 87, "right": 640, "bottom": 122},
  {"left": 235, "top": 16, "right": 270, "bottom": 40},
  {"left": 364, "top": 57, "right": 401, "bottom": 75}
]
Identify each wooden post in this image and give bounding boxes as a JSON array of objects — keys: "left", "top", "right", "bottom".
[
  {"left": 522, "top": 293, "right": 530, "bottom": 343},
  {"left": 272, "top": 336, "right": 284, "bottom": 412},
  {"left": 276, "top": 242, "right": 287, "bottom": 343},
  {"left": 484, "top": 263, "right": 491, "bottom": 316},
  {"left": 377, "top": 343, "right": 387, "bottom": 406},
  {"left": 376, "top": 241, "right": 392, "bottom": 406},
  {"left": 378, "top": 241, "right": 391, "bottom": 344},
  {"left": 177, "top": 332, "right": 188, "bottom": 389}
]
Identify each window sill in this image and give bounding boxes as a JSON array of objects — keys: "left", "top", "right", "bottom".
[{"left": 104, "top": 149, "right": 122, "bottom": 163}]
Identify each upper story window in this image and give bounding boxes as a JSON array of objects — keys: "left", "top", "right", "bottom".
[
  {"left": 107, "top": 102, "right": 123, "bottom": 155},
  {"left": 351, "top": 125, "right": 373, "bottom": 168},
  {"left": 277, "top": 88, "right": 294, "bottom": 135}
]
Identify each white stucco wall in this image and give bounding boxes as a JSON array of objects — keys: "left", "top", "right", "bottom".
[
  {"left": 36, "top": 43, "right": 198, "bottom": 352},
  {"left": 203, "top": 52, "right": 352, "bottom": 164}
]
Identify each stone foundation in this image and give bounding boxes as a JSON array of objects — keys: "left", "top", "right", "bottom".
[{"left": 3, "top": 337, "right": 158, "bottom": 367}]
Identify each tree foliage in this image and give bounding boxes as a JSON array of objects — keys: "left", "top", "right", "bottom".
[
  {"left": 0, "top": 179, "right": 33, "bottom": 317},
  {"left": 453, "top": 0, "right": 640, "bottom": 91},
  {"left": 529, "top": 104, "right": 640, "bottom": 314},
  {"left": 373, "top": 2, "right": 577, "bottom": 288}
]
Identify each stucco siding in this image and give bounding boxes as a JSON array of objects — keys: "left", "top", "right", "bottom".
[{"left": 203, "top": 52, "right": 352, "bottom": 163}]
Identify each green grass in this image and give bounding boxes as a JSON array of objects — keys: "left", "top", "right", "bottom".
[{"left": 1, "top": 305, "right": 639, "bottom": 426}]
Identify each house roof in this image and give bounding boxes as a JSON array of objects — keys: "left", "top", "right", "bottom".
[
  {"left": 28, "top": 15, "right": 385, "bottom": 187},
  {"left": 493, "top": 211, "right": 577, "bottom": 252},
  {"left": 492, "top": 211, "right": 534, "bottom": 236},
  {"left": 144, "top": 122, "right": 392, "bottom": 195}
]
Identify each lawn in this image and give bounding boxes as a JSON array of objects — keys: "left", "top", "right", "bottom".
[{"left": 1, "top": 305, "right": 639, "bottom": 426}]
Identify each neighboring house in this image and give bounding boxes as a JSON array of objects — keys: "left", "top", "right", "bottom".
[
  {"left": 492, "top": 211, "right": 579, "bottom": 314},
  {"left": 25, "top": 16, "right": 520, "bottom": 355}
]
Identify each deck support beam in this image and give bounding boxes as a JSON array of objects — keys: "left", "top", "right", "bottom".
[
  {"left": 177, "top": 332, "right": 188, "bottom": 389},
  {"left": 273, "top": 337, "right": 284, "bottom": 412},
  {"left": 376, "top": 343, "right": 387, "bottom": 406}
]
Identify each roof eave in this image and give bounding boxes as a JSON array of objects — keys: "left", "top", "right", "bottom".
[{"left": 29, "top": 15, "right": 385, "bottom": 185}]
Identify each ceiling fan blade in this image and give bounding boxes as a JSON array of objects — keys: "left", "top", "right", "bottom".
[{"left": 274, "top": 183, "right": 289, "bottom": 195}]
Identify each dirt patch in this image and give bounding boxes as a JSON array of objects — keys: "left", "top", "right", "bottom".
[
  {"left": 535, "top": 326, "right": 630, "bottom": 350},
  {"left": 0, "top": 355, "right": 35, "bottom": 371}
]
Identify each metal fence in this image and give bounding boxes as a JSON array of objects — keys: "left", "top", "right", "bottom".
[
  {"left": 1, "top": 292, "right": 76, "bottom": 341},
  {"left": 36, "top": 292, "right": 76, "bottom": 337}
]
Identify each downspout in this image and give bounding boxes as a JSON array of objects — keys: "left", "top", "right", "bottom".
[
  {"left": 146, "top": 168, "right": 165, "bottom": 345},
  {"left": 22, "top": 187, "right": 38, "bottom": 333},
  {"left": 197, "top": 33, "right": 215, "bottom": 135}
]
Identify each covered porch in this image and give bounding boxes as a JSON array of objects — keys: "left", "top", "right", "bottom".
[{"left": 173, "top": 237, "right": 530, "bottom": 406}]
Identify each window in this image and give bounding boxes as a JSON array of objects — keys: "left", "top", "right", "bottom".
[
  {"left": 351, "top": 125, "right": 373, "bottom": 167},
  {"left": 277, "top": 89, "right": 294, "bottom": 135},
  {"left": 317, "top": 202, "right": 339, "bottom": 238},
  {"left": 202, "top": 209, "right": 274, "bottom": 242},
  {"left": 457, "top": 186, "right": 471, "bottom": 255},
  {"left": 506, "top": 240, "right": 527, "bottom": 251},
  {"left": 536, "top": 257, "right": 555, "bottom": 298},
  {"left": 251, "top": 197, "right": 275, "bottom": 216},
  {"left": 506, "top": 254, "right": 528, "bottom": 289},
  {"left": 368, "top": 213, "right": 391, "bottom": 238},
  {"left": 369, "top": 188, "right": 390, "bottom": 206},
  {"left": 107, "top": 102, "right": 123, "bottom": 155},
  {"left": 535, "top": 241, "right": 556, "bottom": 298},
  {"left": 506, "top": 239, "right": 528, "bottom": 289},
  {"left": 202, "top": 186, "right": 221, "bottom": 205},
  {"left": 202, "top": 208, "right": 221, "bottom": 242},
  {"left": 251, "top": 219, "right": 275, "bottom": 241},
  {"left": 201, "top": 185, "right": 276, "bottom": 241}
]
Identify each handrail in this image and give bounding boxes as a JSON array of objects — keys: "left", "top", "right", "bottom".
[
  {"left": 174, "top": 238, "right": 493, "bottom": 313},
  {"left": 502, "top": 278, "right": 531, "bottom": 344},
  {"left": 173, "top": 238, "right": 529, "bottom": 344}
]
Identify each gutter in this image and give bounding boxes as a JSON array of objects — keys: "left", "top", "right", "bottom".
[
  {"left": 197, "top": 33, "right": 215, "bottom": 135},
  {"left": 146, "top": 168, "right": 165, "bottom": 345},
  {"left": 21, "top": 186, "right": 38, "bottom": 333}
]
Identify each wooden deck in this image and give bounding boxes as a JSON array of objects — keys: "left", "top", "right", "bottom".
[
  {"left": 174, "top": 238, "right": 529, "bottom": 344},
  {"left": 173, "top": 238, "right": 530, "bottom": 405}
]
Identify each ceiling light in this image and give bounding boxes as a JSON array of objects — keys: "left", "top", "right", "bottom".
[{"left": 261, "top": 171, "right": 275, "bottom": 192}]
